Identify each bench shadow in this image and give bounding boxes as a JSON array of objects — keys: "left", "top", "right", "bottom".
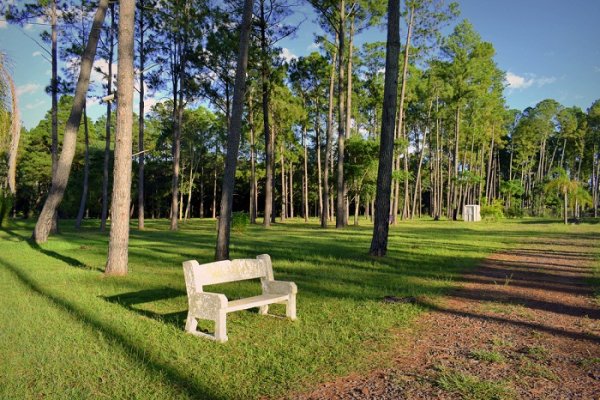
[{"left": 103, "top": 288, "right": 188, "bottom": 329}]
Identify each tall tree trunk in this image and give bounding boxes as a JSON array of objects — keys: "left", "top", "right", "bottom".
[
  {"left": 212, "top": 150, "right": 217, "bottom": 219},
  {"left": 75, "top": 104, "right": 90, "bottom": 229},
  {"left": 100, "top": 4, "right": 115, "bottom": 232},
  {"left": 248, "top": 94, "right": 257, "bottom": 223},
  {"left": 105, "top": 0, "right": 135, "bottom": 275},
  {"left": 50, "top": 0, "right": 59, "bottom": 233},
  {"left": 215, "top": 0, "right": 253, "bottom": 260},
  {"left": 303, "top": 123, "right": 309, "bottom": 222},
  {"left": 137, "top": 0, "right": 146, "bottom": 230},
  {"left": 5, "top": 69, "right": 20, "bottom": 195},
  {"left": 336, "top": 0, "right": 346, "bottom": 228},
  {"left": 289, "top": 162, "right": 294, "bottom": 218},
  {"left": 316, "top": 102, "right": 323, "bottom": 220},
  {"left": 200, "top": 165, "right": 204, "bottom": 218},
  {"left": 32, "top": 0, "right": 108, "bottom": 243},
  {"left": 185, "top": 161, "right": 194, "bottom": 220},
  {"left": 370, "top": 0, "right": 400, "bottom": 257},
  {"left": 486, "top": 128, "right": 495, "bottom": 199},
  {"left": 280, "top": 146, "right": 286, "bottom": 220},
  {"left": 411, "top": 127, "right": 428, "bottom": 218},
  {"left": 171, "top": 22, "right": 187, "bottom": 231},
  {"left": 260, "top": 0, "right": 273, "bottom": 227},
  {"left": 321, "top": 41, "right": 336, "bottom": 228}
]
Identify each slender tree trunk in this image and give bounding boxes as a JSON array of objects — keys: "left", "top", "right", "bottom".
[
  {"left": 336, "top": 0, "right": 346, "bottom": 228},
  {"left": 316, "top": 101, "right": 323, "bottom": 220},
  {"left": 303, "top": 123, "right": 309, "bottom": 222},
  {"left": 32, "top": 0, "right": 108, "bottom": 243},
  {"left": 280, "top": 146, "right": 286, "bottom": 221},
  {"left": 215, "top": 0, "right": 253, "bottom": 260},
  {"left": 411, "top": 127, "right": 428, "bottom": 218},
  {"left": 5, "top": 69, "right": 20, "bottom": 195},
  {"left": 248, "top": 95, "right": 257, "bottom": 223},
  {"left": 290, "top": 162, "right": 294, "bottom": 218},
  {"left": 49, "top": 0, "right": 59, "bottom": 233},
  {"left": 354, "top": 193, "right": 360, "bottom": 226},
  {"left": 185, "top": 162, "right": 194, "bottom": 220},
  {"left": 137, "top": 0, "right": 146, "bottom": 230},
  {"left": 75, "top": 104, "right": 90, "bottom": 229},
  {"left": 322, "top": 41, "right": 336, "bottom": 228},
  {"left": 105, "top": 0, "right": 135, "bottom": 275},
  {"left": 212, "top": 151, "right": 217, "bottom": 219},
  {"left": 200, "top": 165, "right": 204, "bottom": 218},
  {"left": 100, "top": 4, "right": 115, "bottom": 232},
  {"left": 370, "top": 0, "right": 400, "bottom": 256},
  {"left": 171, "top": 23, "right": 187, "bottom": 231},
  {"left": 260, "top": 0, "right": 273, "bottom": 227}
]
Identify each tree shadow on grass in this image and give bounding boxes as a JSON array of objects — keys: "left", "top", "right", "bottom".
[
  {"left": 1, "top": 228, "right": 99, "bottom": 271},
  {"left": 416, "top": 298, "right": 600, "bottom": 344},
  {"left": 0, "top": 258, "right": 227, "bottom": 400}
]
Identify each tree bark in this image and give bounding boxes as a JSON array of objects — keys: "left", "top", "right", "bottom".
[
  {"left": 215, "top": 0, "right": 253, "bottom": 260},
  {"left": 137, "top": 0, "right": 146, "bottom": 230},
  {"left": 32, "top": 0, "right": 108, "bottom": 243},
  {"left": 260, "top": 0, "right": 273, "bottom": 227},
  {"left": 75, "top": 104, "right": 90, "bottom": 229},
  {"left": 5, "top": 68, "right": 20, "bottom": 195},
  {"left": 248, "top": 94, "right": 257, "bottom": 223},
  {"left": 321, "top": 40, "right": 336, "bottom": 228},
  {"left": 105, "top": 0, "right": 135, "bottom": 275},
  {"left": 315, "top": 101, "right": 323, "bottom": 221},
  {"left": 370, "top": 0, "right": 400, "bottom": 256},
  {"left": 100, "top": 4, "right": 115, "bottom": 232},
  {"left": 336, "top": 0, "right": 346, "bottom": 228},
  {"left": 303, "top": 123, "right": 309, "bottom": 221}
]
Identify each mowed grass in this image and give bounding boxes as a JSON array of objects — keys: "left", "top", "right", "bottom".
[{"left": 0, "top": 217, "right": 598, "bottom": 399}]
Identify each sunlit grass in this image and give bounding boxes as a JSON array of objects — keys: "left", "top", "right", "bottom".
[{"left": 0, "top": 217, "right": 598, "bottom": 399}]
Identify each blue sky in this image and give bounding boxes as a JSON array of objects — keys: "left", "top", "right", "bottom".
[{"left": 1, "top": 0, "right": 599, "bottom": 129}]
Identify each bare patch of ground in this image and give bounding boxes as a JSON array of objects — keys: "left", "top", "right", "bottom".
[{"left": 291, "top": 236, "right": 600, "bottom": 399}]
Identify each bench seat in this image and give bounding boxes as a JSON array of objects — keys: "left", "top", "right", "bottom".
[{"left": 183, "top": 254, "right": 297, "bottom": 342}]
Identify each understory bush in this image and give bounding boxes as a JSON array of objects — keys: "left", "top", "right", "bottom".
[
  {"left": 481, "top": 198, "right": 504, "bottom": 221},
  {"left": 231, "top": 211, "right": 250, "bottom": 232}
]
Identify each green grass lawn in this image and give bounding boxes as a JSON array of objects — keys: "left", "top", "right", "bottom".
[{"left": 0, "top": 217, "right": 598, "bottom": 399}]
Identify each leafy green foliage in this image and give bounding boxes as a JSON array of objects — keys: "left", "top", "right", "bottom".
[
  {"left": 231, "top": 211, "right": 250, "bottom": 232},
  {"left": 481, "top": 198, "right": 504, "bottom": 220}
]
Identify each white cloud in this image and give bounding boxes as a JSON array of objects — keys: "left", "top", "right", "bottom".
[
  {"left": 307, "top": 42, "right": 319, "bottom": 51},
  {"left": 280, "top": 48, "right": 297, "bottom": 63},
  {"left": 506, "top": 72, "right": 534, "bottom": 89},
  {"left": 32, "top": 51, "right": 42, "bottom": 57},
  {"left": 25, "top": 100, "right": 47, "bottom": 110},
  {"left": 505, "top": 71, "right": 556, "bottom": 91},
  {"left": 17, "top": 83, "right": 42, "bottom": 97},
  {"left": 0, "top": 20, "right": 7, "bottom": 29}
]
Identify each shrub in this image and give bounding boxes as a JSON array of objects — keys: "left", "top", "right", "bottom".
[
  {"left": 481, "top": 198, "right": 504, "bottom": 221},
  {"left": 505, "top": 205, "right": 524, "bottom": 219},
  {"left": 231, "top": 211, "right": 250, "bottom": 232}
]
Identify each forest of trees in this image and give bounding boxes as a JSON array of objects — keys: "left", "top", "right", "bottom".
[{"left": 1, "top": 0, "right": 600, "bottom": 265}]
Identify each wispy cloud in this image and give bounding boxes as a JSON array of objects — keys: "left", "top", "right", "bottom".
[
  {"left": 32, "top": 51, "right": 42, "bottom": 57},
  {"left": 307, "top": 42, "right": 319, "bottom": 51},
  {"left": 505, "top": 71, "right": 556, "bottom": 91},
  {"left": 594, "top": 66, "right": 600, "bottom": 73},
  {"left": 25, "top": 100, "right": 47, "bottom": 110},
  {"left": 0, "top": 20, "right": 7, "bottom": 29},
  {"left": 17, "top": 83, "right": 42, "bottom": 96}
]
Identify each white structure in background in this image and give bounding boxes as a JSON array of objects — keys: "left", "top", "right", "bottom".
[{"left": 463, "top": 205, "right": 481, "bottom": 222}]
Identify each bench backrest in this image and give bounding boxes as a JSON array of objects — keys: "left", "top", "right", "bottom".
[{"left": 183, "top": 254, "right": 273, "bottom": 295}]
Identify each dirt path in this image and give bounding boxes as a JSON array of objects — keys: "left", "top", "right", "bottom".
[{"left": 293, "top": 237, "right": 600, "bottom": 399}]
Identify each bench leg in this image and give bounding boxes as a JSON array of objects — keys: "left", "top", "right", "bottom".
[
  {"left": 185, "top": 313, "right": 198, "bottom": 333},
  {"left": 258, "top": 305, "right": 269, "bottom": 315},
  {"left": 215, "top": 311, "right": 228, "bottom": 343},
  {"left": 287, "top": 295, "right": 297, "bottom": 321}
]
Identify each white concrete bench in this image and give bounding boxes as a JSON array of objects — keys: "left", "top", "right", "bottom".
[{"left": 182, "top": 254, "right": 297, "bottom": 342}]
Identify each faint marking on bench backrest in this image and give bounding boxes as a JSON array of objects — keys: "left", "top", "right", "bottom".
[{"left": 183, "top": 255, "right": 274, "bottom": 293}]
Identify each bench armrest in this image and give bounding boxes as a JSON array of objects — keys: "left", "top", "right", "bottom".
[
  {"left": 188, "top": 292, "right": 228, "bottom": 319},
  {"left": 262, "top": 280, "right": 297, "bottom": 295}
]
